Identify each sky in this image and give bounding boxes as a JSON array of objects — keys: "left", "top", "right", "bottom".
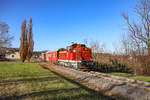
[{"left": 0, "top": 0, "right": 137, "bottom": 52}]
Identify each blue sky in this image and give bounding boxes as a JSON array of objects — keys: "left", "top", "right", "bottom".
[{"left": 0, "top": 0, "right": 137, "bottom": 51}]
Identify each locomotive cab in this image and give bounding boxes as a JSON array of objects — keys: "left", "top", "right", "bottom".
[{"left": 67, "top": 44, "right": 91, "bottom": 61}]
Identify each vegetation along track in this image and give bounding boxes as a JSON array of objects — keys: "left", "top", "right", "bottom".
[{"left": 40, "top": 63, "right": 150, "bottom": 100}]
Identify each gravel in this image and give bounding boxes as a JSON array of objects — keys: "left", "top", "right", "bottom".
[{"left": 46, "top": 65, "right": 150, "bottom": 100}]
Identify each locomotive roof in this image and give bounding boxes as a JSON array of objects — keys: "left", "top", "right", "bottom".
[
  {"left": 46, "top": 50, "right": 58, "bottom": 53},
  {"left": 68, "top": 43, "right": 86, "bottom": 49},
  {"left": 45, "top": 43, "right": 87, "bottom": 53}
]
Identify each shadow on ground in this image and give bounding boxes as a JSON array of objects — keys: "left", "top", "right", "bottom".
[{"left": 0, "top": 76, "right": 57, "bottom": 85}]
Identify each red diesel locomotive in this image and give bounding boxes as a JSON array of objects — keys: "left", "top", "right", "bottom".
[{"left": 41, "top": 43, "right": 92, "bottom": 69}]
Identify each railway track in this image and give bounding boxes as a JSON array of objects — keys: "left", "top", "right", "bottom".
[
  {"left": 78, "top": 65, "right": 91, "bottom": 71},
  {"left": 42, "top": 62, "right": 150, "bottom": 91},
  {"left": 40, "top": 63, "right": 150, "bottom": 100}
]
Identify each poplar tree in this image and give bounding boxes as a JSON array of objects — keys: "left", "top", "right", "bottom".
[
  {"left": 19, "top": 19, "right": 28, "bottom": 62},
  {"left": 27, "top": 18, "right": 34, "bottom": 62}
]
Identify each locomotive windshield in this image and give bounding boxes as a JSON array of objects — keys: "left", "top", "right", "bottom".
[{"left": 81, "top": 44, "right": 85, "bottom": 47}]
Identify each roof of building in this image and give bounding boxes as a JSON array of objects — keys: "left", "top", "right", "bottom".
[{"left": 0, "top": 47, "right": 19, "bottom": 55}]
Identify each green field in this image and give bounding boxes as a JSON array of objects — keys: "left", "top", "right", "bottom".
[
  {"left": 0, "top": 62, "right": 112, "bottom": 100},
  {"left": 110, "top": 72, "right": 150, "bottom": 82}
]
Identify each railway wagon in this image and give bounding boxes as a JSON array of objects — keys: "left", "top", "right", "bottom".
[
  {"left": 41, "top": 43, "right": 92, "bottom": 69},
  {"left": 41, "top": 53, "right": 46, "bottom": 62},
  {"left": 46, "top": 50, "right": 58, "bottom": 63}
]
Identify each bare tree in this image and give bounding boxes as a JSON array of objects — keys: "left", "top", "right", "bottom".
[
  {"left": 90, "top": 40, "right": 107, "bottom": 61},
  {"left": 122, "top": 0, "right": 150, "bottom": 56},
  {"left": 121, "top": 34, "right": 134, "bottom": 55},
  {"left": 90, "top": 40, "right": 100, "bottom": 61},
  {"left": 19, "top": 19, "right": 28, "bottom": 62},
  {"left": 0, "top": 21, "right": 13, "bottom": 48},
  {"left": 27, "top": 18, "right": 34, "bottom": 62}
]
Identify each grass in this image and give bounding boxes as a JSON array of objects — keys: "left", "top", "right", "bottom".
[
  {"left": 110, "top": 72, "right": 150, "bottom": 82},
  {"left": 0, "top": 62, "right": 113, "bottom": 100}
]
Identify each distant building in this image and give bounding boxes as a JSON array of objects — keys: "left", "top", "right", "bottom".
[
  {"left": 0, "top": 47, "right": 44, "bottom": 61},
  {"left": 4, "top": 48, "right": 20, "bottom": 60},
  {"left": 5, "top": 51, "right": 20, "bottom": 60},
  {"left": 0, "top": 47, "right": 20, "bottom": 60},
  {"left": 31, "top": 51, "right": 41, "bottom": 61}
]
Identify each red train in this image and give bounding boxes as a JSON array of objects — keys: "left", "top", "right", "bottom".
[{"left": 41, "top": 43, "right": 92, "bottom": 69}]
